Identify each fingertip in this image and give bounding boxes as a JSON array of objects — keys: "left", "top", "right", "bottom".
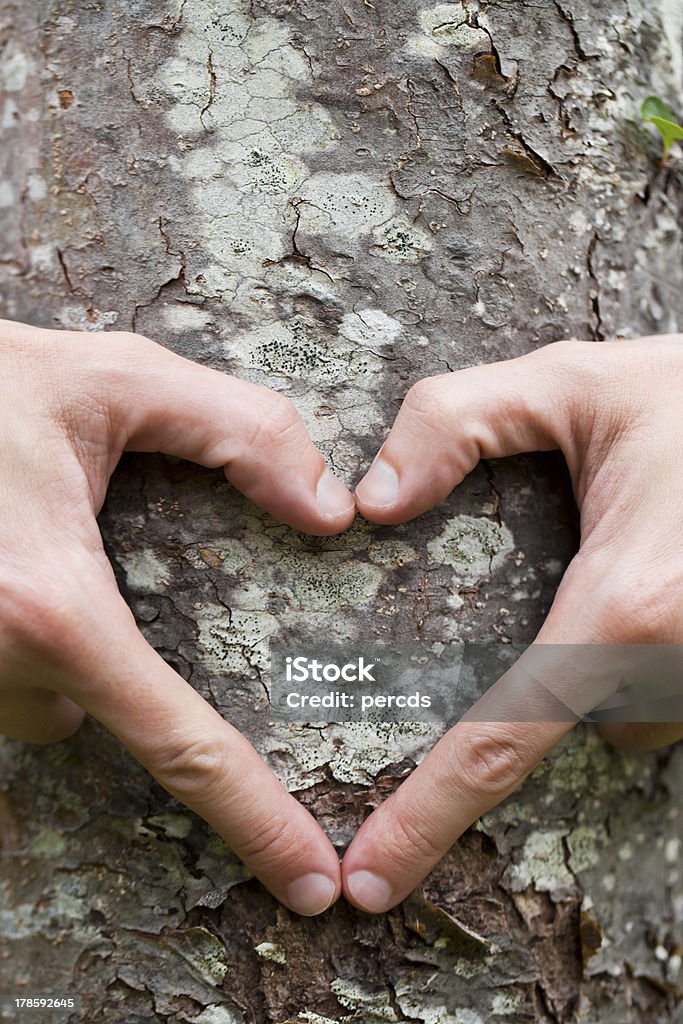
[
  {"left": 314, "top": 468, "right": 356, "bottom": 530},
  {"left": 355, "top": 457, "right": 399, "bottom": 510},
  {"left": 354, "top": 457, "right": 413, "bottom": 525},
  {"left": 225, "top": 464, "right": 356, "bottom": 536},
  {"left": 354, "top": 455, "right": 441, "bottom": 525},
  {"left": 343, "top": 869, "right": 395, "bottom": 914},
  {"left": 285, "top": 871, "right": 341, "bottom": 916}
]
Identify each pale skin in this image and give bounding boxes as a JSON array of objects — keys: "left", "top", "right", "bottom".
[{"left": 0, "top": 319, "right": 681, "bottom": 917}]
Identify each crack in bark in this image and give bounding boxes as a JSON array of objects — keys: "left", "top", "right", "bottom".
[
  {"left": 482, "top": 459, "right": 503, "bottom": 527},
  {"left": 585, "top": 232, "right": 605, "bottom": 340},
  {"left": 492, "top": 99, "right": 564, "bottom": 182},
  {"left": 174, "top": 0, "right": 188, "bottom": 32},
  {"left": 470, "top": 11, "right": 518, "bottom": 95},
  {"left": 56, "top": 247, "right": 75, "bottom": 294},
  {"left": 552, "top": 0, "right": 595, "bottom": 63},
  {"left": 199, "top": 49, "right": 217, "bottom": 130},
  {"left": 262, "top": 200, "right": 335, "bottom": 284}
]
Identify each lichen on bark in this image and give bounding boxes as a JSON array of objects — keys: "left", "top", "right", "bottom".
[{"left": 1, "top": 1, "right": 682, "bottom": 1022}]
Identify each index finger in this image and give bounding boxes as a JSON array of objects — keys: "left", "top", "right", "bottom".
[
  {"left": 55, "top": 583, "right": 342, "bottom": 917},
  {"left": 340, "top": 564, "right": 619, "bottom": 913}
]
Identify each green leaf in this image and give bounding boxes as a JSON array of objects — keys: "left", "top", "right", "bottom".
[
  {"left": 641, "top": 95, "right": 683, "bottom": 156},
  {"left": 640, "top": 95, "right": 675, "bottom": 121}
]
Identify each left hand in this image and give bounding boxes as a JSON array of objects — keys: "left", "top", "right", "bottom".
[{"left": 342, "top": 336, "right": 683, "bottom": 913}]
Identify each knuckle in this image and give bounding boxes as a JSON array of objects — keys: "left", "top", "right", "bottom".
[
  {"left": 0, "top": 572, "right": 79, "bottom": 655},
  {"left": 236, "top": 814, "right": 295, "bottom": 867},
  {"left": 403, "top": 376, "right": 448, "bottom": 420},
  {"left": 150, "top": 732, "right": 230, "bottom": 804},
  {"left": 535, "top": 339, "right": 604, "bottom": 405},
  {"left": 243, "top": 390, "right": 302, "bottom": 452},
  {"left": 539, "top": 338, "right": 590, "bottom": 361},
  {"left": 401, "top": 376, "right": 459, "bottom": 453},
  {"left": 453, "top": 727, "right": 530, "bottom": 797},
  {"left": 388, "top": 807, "right": 445, "bottom": 866},
  {"left": 99, "top": 332, "right": 163, "bottom": 378},
  {"left": 592, "top": 567, "right": 680, "bottom": 642},
  {"left": 536, "top": 339, "right": 597, "bottom": 376},
  {"left": 106, "top": 330, "right": 150, "bottom": 352}
]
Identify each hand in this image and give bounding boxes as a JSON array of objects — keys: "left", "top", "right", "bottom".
[
  {"left": 343, "top": 336, "right": 683, "bottom": 913},
  {"left": 0, "top": 318, "right": 356, "bottom": 916}
]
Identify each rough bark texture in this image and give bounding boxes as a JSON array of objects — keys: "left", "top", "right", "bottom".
[{"left": 1, "top": 1, "right": 683, "bottom": 1021}]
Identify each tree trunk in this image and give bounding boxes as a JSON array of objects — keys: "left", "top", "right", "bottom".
[{"left": 1, "top": 1, "right": 682, "bottom": 1021}]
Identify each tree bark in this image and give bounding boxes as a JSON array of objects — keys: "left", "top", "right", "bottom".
[{"left": 1, "top": 1, "right": 682, "bottom": 1021}]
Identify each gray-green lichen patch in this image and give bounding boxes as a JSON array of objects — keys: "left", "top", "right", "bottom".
[
  {"left": 174, "top": 927, "right": 229, "bottom": 986},
  {"left": 121, "top": 549, "right": 171, "bottom": 592},
  {"left": 1, "top": 48, "right": 31, "bottom": 92},
  {"left": 255, "top": 941, "right": 286, "bottom": 964},
  {"left": 115, "top": 926, "right": 234, "bottom": 1016},
  {"left": 503, "top": 829, "right": 576, "bottom": 899},
  {"left": 419, "top": 4, "right": 490, "bottom": 51},
  {"left": 147, "top": 0, "right": 338, "bottom": 313},
  {"left": 330, "top": 978, "right": 397, "bottom": 1023},
  {"left": 223, "top": 315, "right": 384, "bottom": 384},
  {"left": 392, "top": 992, "right": 485, "bottom": 1024},
  {"left": 367, "top": 538, "right": 418, "bottom": 567},
  {"left": 262, "top": 723, "right": 336, "bottom": 790},
  {"left": 183, "top": 833, "right": 252, "bottom": 911},
  {"left": 196, "top": 605, "right": 278, "bottom": 677},
  {"left": 193, "top": 1006, "right": 244, "bottom": 1024},
  {"left": 146, "top": 812, "right": 193, "bottom": 840},
  {"left": 29, "top": 827, "right": 67, "bottom": 858},
  {"left": 338, "top": 309, "right": 403, "bottom": 350},
  {"left": 275, "top": 556, "right": 383, "bottom": 612},
  {"left": 261, "top": 720, "right": 442, "bottom": 790},
  {"left": 0, "top": 813, "right": 189, "bottom": 943},
  {"left": 371, "top": 218, "right": 434, "bottom": 263},
  {"left": 184, "top": 538, "right": 253, "bottom": 574},
  {"left": 565, "top": 824, "right": 607, "bottom": 874},
  {"left": 427, "top": 516, "right": 514, "bottom": 584},
  {"left": 163, "top": 303, "right": 214, "bottom": 332},
  {"left": 324, "top": 721, "right": 441, "bottom": 786},
  {"left": 295, "top": 173, "right": 397, "bottom": 242}
]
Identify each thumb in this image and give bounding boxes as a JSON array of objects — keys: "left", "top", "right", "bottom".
[
  {"left": 355, "top": 341, "right": 587, "bottom": 524},
  {"left": 101, "top": 332, "right": 355, "bottom": 535}
]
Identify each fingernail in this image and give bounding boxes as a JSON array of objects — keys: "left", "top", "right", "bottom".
[
  {"left": 346, "top": 870, "right": 394, "bottom": 913},
  {"left": 316, "top": 469, "right": 355, "bottom": 518},
  {"left": 355, "top": 458, "right": 399, "bottom": 509},
  {"left": 286, "top": 872, "right": 337, "bottom": 916}
]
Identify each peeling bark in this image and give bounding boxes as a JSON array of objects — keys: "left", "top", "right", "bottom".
[{"left": 1, "top": 2, "right": 682, "bottom": 1022}]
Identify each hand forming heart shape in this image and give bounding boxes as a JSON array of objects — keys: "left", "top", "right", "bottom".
[{"left": 0, "top": 318, "right": 681, "bottom": 916}]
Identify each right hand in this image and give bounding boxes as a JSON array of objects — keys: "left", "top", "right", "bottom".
[
  {"left": 0, "top": 318, "right": 355, "bottom": 916},
  {"left": 343, "top": 336, "right": 683, "bottom": 913}
]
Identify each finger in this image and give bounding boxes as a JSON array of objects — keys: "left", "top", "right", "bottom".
[
  {"left": 0, "top": 685, "right": 85, "bottom": 744},
  {"left": 341, "top": 562, "right": 617, "bottom": 913},
  {"left": 57, "top": 587, "right": 342, "bottom": 916},
  {"left": 355, "top": 340, "right": 588, "bottom": 524},
  {"left": 597, "top": 722, "right": 683, "bottom": 752},
  {"left": 101, "top": 333, "right": 355, "bottom": 535}
]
